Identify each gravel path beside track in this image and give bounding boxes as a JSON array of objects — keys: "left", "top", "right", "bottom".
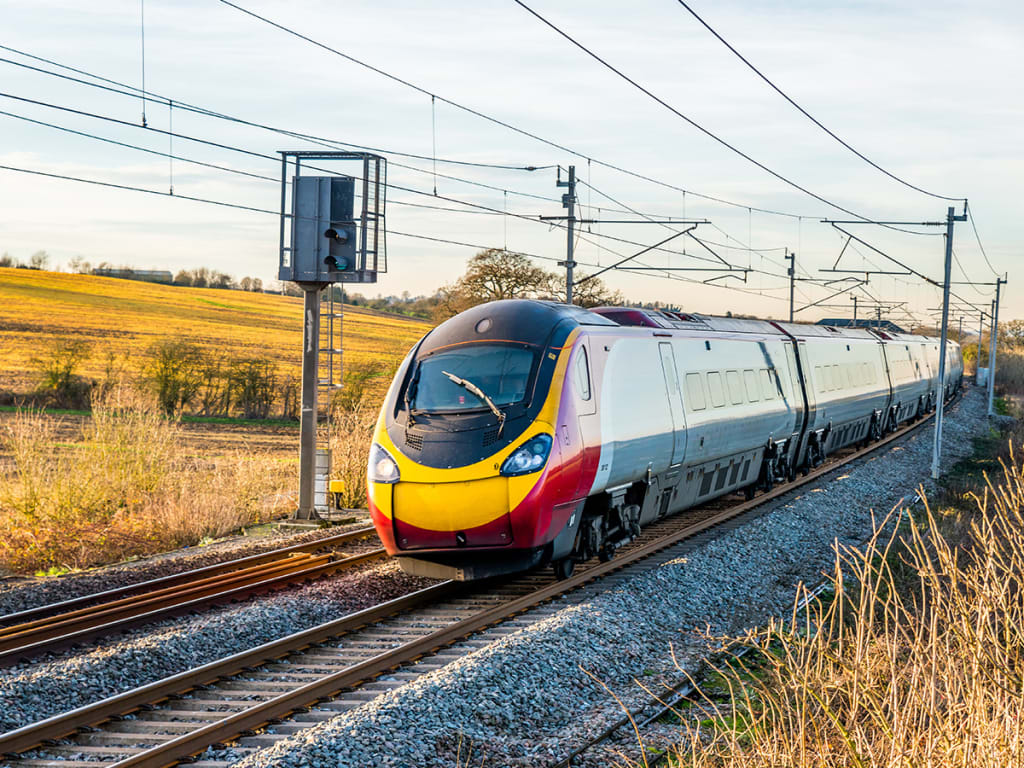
[
  {"left": 228, "top": 387, "right": 993, "bottom": 768},
  {"left": 0, "top": 560, "right": 435, "bottom": 734},
  {"left": 0, "top": 522, "right": 368, "bottom": 616}
]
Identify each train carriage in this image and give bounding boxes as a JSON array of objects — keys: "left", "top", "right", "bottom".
[{"left": 367, "top": 299, "right": 962, "bottom": 581}]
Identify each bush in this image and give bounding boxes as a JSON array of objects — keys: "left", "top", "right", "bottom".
[
  {"left": 31, "top": 337, "right": 93, "bottom": 409},
  {"left": 146, "top": 339, "right": 204, "bottom": 415}
]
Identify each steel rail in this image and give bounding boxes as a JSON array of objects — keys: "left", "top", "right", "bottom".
[
  {"left": 0, "top": 548, "right": 387, "bottom": 668},
  {"left": 0, "top": 527, "right": 378, "bottom": 628},
  {"left": 0, "top": 399, "right": 949, "bottom": 766}
]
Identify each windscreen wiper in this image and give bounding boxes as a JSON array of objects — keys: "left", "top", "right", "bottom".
[{"left": 441, "top": 370, "right": 506, "bottom": 437}]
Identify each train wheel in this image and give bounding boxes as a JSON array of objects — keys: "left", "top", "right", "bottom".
[
  {"left": 598, "top": 546, "right": 615, "bottom": 563},
  {"left": 553, "top": 558, "right": 575, "bottom": 580},
  {"left": 743, "top": 485, "right": 756, "bottom": 500}
]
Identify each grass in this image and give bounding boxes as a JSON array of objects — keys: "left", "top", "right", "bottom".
[
  {"left": 0, "top": 386, "right": 294, "bottom": 574},
  {"left": 642, "top": 420, "right": 1024, "bottom": 768},
  {"left": 0, "top": 268, "right": 426, "bottom": 392}
]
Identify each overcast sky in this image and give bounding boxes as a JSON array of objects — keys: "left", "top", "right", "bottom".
[{"left": 1, "top": 0, "right": 1020, "bottom": 325}]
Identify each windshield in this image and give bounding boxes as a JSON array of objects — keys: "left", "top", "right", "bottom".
[{"left": 412, "top": 345, "right": 534, "bottom": 412}]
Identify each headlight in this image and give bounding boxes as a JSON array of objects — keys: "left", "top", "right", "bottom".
[
  {"left": 500, "top": 434, "right": 553, "bottom": 476},
  {"left": 368, "top": 443, "right": 400, "bottom": 484}
]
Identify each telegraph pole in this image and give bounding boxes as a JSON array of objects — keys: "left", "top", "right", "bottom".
[
  {"left": 786, "top": 250, "right": 795, "bottom": 322},
  {"left": 852, "top": 295, "right": 858, "bottom": 323},
  {"left": 931, "top": 205, "right": 967, "bottom": 480},
  {"left": 976, "top": 310, "right": 984, "bottom": 383},
  {"left": 557, "top": 166, "right": 577, "bottom": 304},
  {"left": 987, "top": 277, "right": 1005, "bottom": 415}
]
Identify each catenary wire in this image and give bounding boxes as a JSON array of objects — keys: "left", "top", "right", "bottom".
[
  {"left": 510, "top": 0, "right": 946, "bottom": 237},
  {"left": 673, "top": 0, "right": 964, "bottom": 202},
  {"left": 215, "top": 0, "right": 827, "bottom": 220}
]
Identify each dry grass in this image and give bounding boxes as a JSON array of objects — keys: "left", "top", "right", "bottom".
[
  {"left": 646, "top": 440, "right": 1024, "bottom": 768},
  {"left": 0, "top": 386, "right": 293, "bottom": 574},
  {"left": 995, "top": 345, "right": 1024, "bottom": 400}
]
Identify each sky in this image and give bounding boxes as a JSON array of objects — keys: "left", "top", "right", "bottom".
[{"left": 1, "top": 0, "right": 1021, "bottom": 326}]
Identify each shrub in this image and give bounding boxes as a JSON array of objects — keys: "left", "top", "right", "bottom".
[
  {"left": 146, "top": 338, "right": 204, "bottom": 415},
  {"left": 31, "top": 337, "right": 93, "bottom": 409}
]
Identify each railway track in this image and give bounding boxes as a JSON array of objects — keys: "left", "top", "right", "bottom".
[
  {"left": 0, "top": 405, "right": 945, "bottom": 768},
  {"left": 0, "top": 527, "right": 384, "bottom": 668}
]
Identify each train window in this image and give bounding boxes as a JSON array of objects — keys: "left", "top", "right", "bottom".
[
  {"left": 726, "top": 370, "right": 744, "bottom": 405},
  {"left": 821, "top": 365, "right": 831, "bottom": 391},
  {"left": 760, "top": 369, "right": 774, "bottom": 400},
  {"left": 835, "top": 364, "right": 845, "bottom": 389},
  {"left": 814, "top": 365, "right": 823, "bottom": 393},
  {"left": 574, "top": 346, "right": 591, "bottom": 401},
  {"left": 743, "top": 369, "right": 760, "bottom": 402},
  {"left": 708, "top": 372, "right": 725, "bottom": 407},
  {"left": 685, "top": 372, "right": 707, "bottom": 411}
]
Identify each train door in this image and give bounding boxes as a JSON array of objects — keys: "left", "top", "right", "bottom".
[
  {"left": 572, "top": 342, "right": 598, "bottom": 499},
  {"left": 658, "top": 343, "right": 687, "bottom": 466}
]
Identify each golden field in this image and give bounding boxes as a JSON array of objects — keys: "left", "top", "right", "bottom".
[
  {"left": 0, "top": 267, "right": 428, "bottom": 391},
  {"left": 0, "top": 268, "right": 430, "bottom": 574}
]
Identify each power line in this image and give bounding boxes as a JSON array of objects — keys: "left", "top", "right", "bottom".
[
  {"left": 673, "top": 0, "right": 964, "bottom": 202},
  {"left": 964, "top": 201, "right": 1000, "bottom": 278},
  {"left": 0, "top": 44, "right": 857, "bottom": 232},
  {"left": 511, "top": 0, "right": 945, "bottom": 236},
  {"left": 0, "top": 48, "right": 548, "bottom": 174},
  {"left": 0, "top": 160, "right": 797, "bottom": 305},
  {"left": 215, "top": 0, "right": 823, "bottom": 220}
]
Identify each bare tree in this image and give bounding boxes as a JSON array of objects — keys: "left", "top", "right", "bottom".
[
  {"left": 434, "top": 249, "right": 550, "bottom": 320},
  {"left": 29, "top": 250, "right": 49, "bottom": 270}
]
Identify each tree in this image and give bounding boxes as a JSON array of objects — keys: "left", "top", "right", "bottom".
[
  {"left": 0, "top": 253, "right": 15, "bottom": 268},
  {"left": 67, "top": 256, "right": 91, "bottom": 274},
  {"left": 146, "top": 339, "right": 204, "bottom": 415},
  {"left": 433, "top": 248, "right": 627, "bottom": 319},
  {"left": 547, "top": 271, "right": 624, "bottom": 308},
  {"left": 29, "top": 250, "right": 49, "bottom": 270},
  {"left": 434, "top": 249, "right": 552, "bottom": 320}
]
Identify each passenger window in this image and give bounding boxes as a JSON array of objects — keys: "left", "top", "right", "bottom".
[
  {"left": 760, "top": 368, "right": 775, "bottom": 400},
  {"left": 685, "top": 373, "right": 707, "bottom": 411},
  {"left": 743, "top": 369, "right": 760, "bottom": 402},
  {"left": 814, "top": 365, "right": 823, "bottom": 393},
  {"left": 726, "top": 370, "right": 744, "bottom": 405},
  {"left": 574, "top": 346, "right": 591, "bottom": 401},
  {"left": 708, "top": 372, "right": 725, "bottom": 407}
]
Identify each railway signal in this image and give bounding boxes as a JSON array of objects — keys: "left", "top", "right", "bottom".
[{"left": 278, "top": 151, "right": 388, "bottom": 521}]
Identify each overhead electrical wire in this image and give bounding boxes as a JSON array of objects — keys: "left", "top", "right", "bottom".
[
  {"left": 964, "top": 201, "right": 1001, "bottom": 279},
  {"left": 214, "top": 0, "right": 820, "bottom": 220},
  {"left": 510, "top": 0, "right": 943, "bottom": 237},
  {"left": 672, "top": 0, "right": 964, "bottom": 202},
  {"left": 0, "top": 96, "right": 769, "bottom": 275},
  {"left": 0, "top": 160, "right": 798, "bottom": 304},
  {"left": 2, "top": 36, "right": 952, "bottom": 311},
  {"left": 0, "top": 50, "right": 697, "bottom": 222}
]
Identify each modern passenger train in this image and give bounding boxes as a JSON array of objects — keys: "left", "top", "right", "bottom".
[{"left": 367, "top": 300, "right": 963, "bottom": 581}]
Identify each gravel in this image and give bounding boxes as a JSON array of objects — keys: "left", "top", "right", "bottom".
[
  {"left": 0, "top": 521, "right": 371, "bottom": 617},
  {"left": 225, "top": 386, "right": 995, "bottom": 768},
  {"left": 0, "top": 559, "right": 436, "bottom": 734}
]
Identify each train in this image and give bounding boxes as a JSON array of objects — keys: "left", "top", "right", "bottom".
[{"left": 367, "top": 300, "right": 963, "bottom": 581}]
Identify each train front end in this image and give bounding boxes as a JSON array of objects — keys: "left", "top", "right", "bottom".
[{"left": 367, "top": 300, "right": 589, "bottom": 580}]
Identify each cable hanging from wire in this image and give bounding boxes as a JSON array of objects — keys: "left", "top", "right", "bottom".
[
  {"left": 673, "top": 0, "right": 964, "bottom": 202},
  {"left": 511, "top": 0, "right": 945, "bottom": 237}
]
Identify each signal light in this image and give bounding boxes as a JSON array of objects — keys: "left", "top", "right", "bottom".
[{"left": 325, "top": 254, "right": 348, "bottom": 270}]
